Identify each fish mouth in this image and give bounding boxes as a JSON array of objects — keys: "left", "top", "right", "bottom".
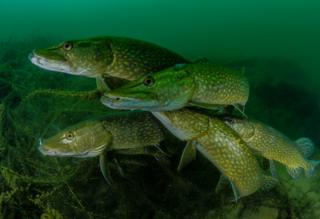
[
  {"left": 29, "top": 50, "right": 74, "bottom": 74},
  {"left": 38, "top": 144, "right": 56, "bottom": 156},
  {"left": 100, "top": 93, "right": 159, "bottom": 111},
  {"left": 38, "top": 145, "right": 82, "bottom": 157},
  {"left": 38, "top": 138, "right": 73, "bottom": 157}
]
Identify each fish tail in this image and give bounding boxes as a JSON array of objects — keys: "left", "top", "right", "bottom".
[
  {"left": 295, "top": 137, "right": 315, "bottom": 158},
  {"left": 305, "top": 160, "right": 320, "bottom": 177}
]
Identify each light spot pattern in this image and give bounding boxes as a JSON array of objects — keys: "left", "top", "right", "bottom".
[
  {"left": 189, "top": 63, "right": 249, "bottom": 106},
  {"left": 105, "top": 37, "right": 188, "bottom": 80},
  {"left": 102, "top": 113, "right": 164, "bottom": 150},
  {"left": 225, "top": 119, "right": 311, "bottom": 171},
  {"left": 40, "top": 113, "right": 164, "bottom": 157},
  {"left": 153, "top": 109, "right": 264, "bottom": 197},
  {"left": 31, "top": 36, "right": 188, "bottom": 82}
]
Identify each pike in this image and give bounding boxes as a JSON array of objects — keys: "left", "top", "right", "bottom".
[
  {"left": 29, "top": 36, "right": 188, "bottom": 90},
  {"left": 39, "top": 113, "right": 165, "bottom": 184},
  {"left": 103, "top": 62, "right": 249, "bottom": 113}
]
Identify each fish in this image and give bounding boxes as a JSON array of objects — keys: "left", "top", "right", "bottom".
[
  {"left": 102, "top": 92, "right": 276, "bottom": 199},
  {"left": 102, "top": 62, "right": 249, "bottom": 112},
  {"left": 224, "top": 117, "right": 320, "bottom": 178},
  {"left": 153, "top": 110, "right": 278, "bottom": 199},
  {"left": 39, "top": 113, "right": 165, "bottom": 183},
  {"left": 100, "top": 73, "right": 276, "bottom": 199},
  {"left": 29, "top": 36, "right": 188, "bottom": 89}
]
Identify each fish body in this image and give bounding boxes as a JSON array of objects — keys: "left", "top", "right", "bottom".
[
  {"left": 40, "top": 113, "right": 164, "bottom": 157},
  {"left": 152, "top": 109, "right": 265, "bottom": 198},
  {"left": 224, "top": 118, "right": 318, "bottom": 177},
  {"left": 101, "top": 74, "right": 266, "bottom": 198},
  {"left": 29, "top": 36, "right": 188, "bottom": 82},
  {"left": 103, "top": 62, "right": 249, "bottom": 111}
]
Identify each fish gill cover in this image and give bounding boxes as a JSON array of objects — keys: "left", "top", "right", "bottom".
[{"left": 0, "top": 1, "right": 320, "bottom": 218}]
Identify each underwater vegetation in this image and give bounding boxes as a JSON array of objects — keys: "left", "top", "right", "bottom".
[{"left": 0, "top": 38, "right": 320, "bottom": 219}]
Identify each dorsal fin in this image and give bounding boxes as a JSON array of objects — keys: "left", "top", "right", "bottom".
[{"left": 96, "top": 76, "right": 110, "bottom": 92}]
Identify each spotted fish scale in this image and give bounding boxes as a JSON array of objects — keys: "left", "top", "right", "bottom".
[
  {"left": 153, "top": 109, "right": 264, "bottom": 198},
  {"left": 225, "top": 118, "right": 318, "bottom": 176},
  {"left": 197, "top": 117, "right": 263, "bottom": 196},
  {"left": 30, "top": 36, "right": 188, "bottom": 82},
  {"left": 189, "top": 63, "right": 249, "bottom": 106}
]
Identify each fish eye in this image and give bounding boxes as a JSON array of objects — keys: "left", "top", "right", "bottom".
[
  {"left": 143, "top": 76, "right": 155, "bottom": 86},
  {"left": 65, "top": 132, "right": 75, "bottom": 140},
  {"left": 63, "top": 41, "right": 73, "bottom": 51}
]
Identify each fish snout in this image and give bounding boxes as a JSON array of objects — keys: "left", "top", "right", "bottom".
[
  {"left": 28, "top": 51, "right": 35, "bottom": 62},
  {"left": 100, "top": 93, "right": 122, "bottom": 109},
  {"left": 38, "top": 138, "right": 57, "bottom": 156},
  {"left": 38, "top": 138, "right": 48, "bottom": 155}
]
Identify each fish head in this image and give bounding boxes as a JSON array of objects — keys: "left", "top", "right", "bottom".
[
  {"left": 29, "top": 38, "right": 113, "bottom": 77},
  {"left": 101, "top": 65, "right": 195, "bottom": 111},
  {"left": 39, "top": 121, "right": 112, "bottom": 158}
]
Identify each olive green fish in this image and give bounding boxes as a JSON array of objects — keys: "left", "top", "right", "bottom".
[
  {"left": 101, "top": 92, "right": 274, "bottom": 199},
  {"left": 223, "top": 118, "right": 319, "bottom": 178},
  {"left": 153, "top": 110, "right": 277, "bottom": 199},
  {"left": 103, "top": 62, "right": 249, "bottom": 111},
  {"left": 39, "top": 113, "right": 165, "bottom": 183},
  {"left": 29, "top": 36, "right": 188, "bottom": 89}
]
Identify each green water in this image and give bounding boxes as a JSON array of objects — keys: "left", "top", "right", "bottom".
[{"left": 0, "top": 1, "right": 320, "bottom": 218}]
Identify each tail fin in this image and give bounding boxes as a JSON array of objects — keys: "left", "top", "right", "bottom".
[
  {"left": 295, "top": 137, "right": 315, "bottom": 158},
  {"left": 305, "top": 160, "right": 320, "bottom": 177}
]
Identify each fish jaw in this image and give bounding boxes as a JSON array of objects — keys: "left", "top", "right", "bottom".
[
  {"left": 101, "top": 92, "right": 190, "bottom": 111},
  {"left": 100, "top": 92, "right": 167, "bottom": 111},
  {"left": 39, "top": 137, "right": 107, "bottom": 158},
  {"left": 29, "top": 49, "right": 94, "bottom": 77},
  {"left": 29, "top": 50, "right": 72, "bottom": 74}
]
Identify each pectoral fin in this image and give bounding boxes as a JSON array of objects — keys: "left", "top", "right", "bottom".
[
  {"left": 96, "top": 76, "right": 110, "bottom": 92},
  {"left": 113, "top": 158, "right": 125, "bottom": 177},
  {"left": 99, "top": 152, "right": 112, "bottom": 185},
  {"left": 177, "top": 141, "right": 197, "bottom": 172},
  {"left": 215, "top": 174, "right": 229, "bottom": 194},
  {"left": 215, "top": 174, "right": 241, "bottom": 202},
  {"left": 230, "top": 181, "right": 241, "bottom": 202}
]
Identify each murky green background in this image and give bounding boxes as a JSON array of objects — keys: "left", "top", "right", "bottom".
[
  {"left": 1, "top": 0, "right": 320, "bottom": 86},
  {"left": 0, "top": 1, "right": 320, "bottom": 218}
]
